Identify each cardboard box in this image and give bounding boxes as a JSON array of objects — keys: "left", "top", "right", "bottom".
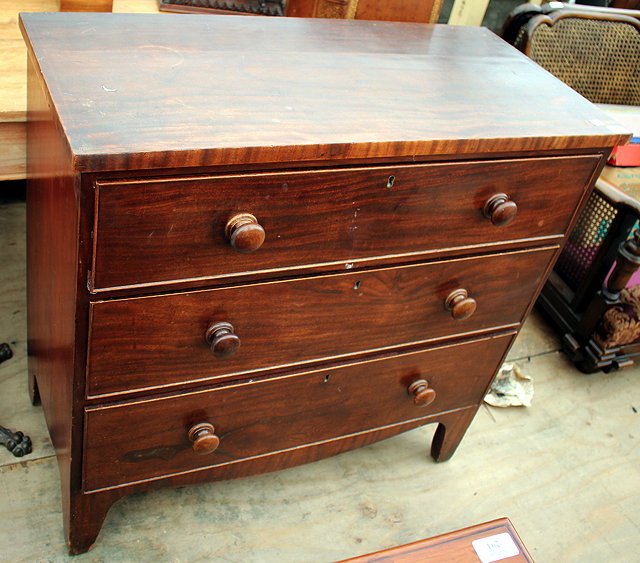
[{"left": 600, "top": 165, "right": 640, "bottom": 198}]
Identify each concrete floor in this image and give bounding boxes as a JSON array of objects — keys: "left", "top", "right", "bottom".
[{"left": 1, "top": 197, "right": 639, "bottom": 562}]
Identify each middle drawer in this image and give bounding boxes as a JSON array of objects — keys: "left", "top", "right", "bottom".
[{"left": 87, "top": 247, "right": 554, "bottom": 398}]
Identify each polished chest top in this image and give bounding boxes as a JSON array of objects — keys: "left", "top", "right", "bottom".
[
  {"left": 20, "top": 12, "right": 625, "bottom": 170},
  {"left": 20, "top": 12, "right": 629, "bottom": 555}
]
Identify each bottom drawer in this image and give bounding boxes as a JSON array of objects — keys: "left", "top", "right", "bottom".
[{"left": 83, "top": 332, "right": 514, "bottom": 491}]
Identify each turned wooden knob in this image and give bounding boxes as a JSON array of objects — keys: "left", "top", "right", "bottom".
[
  {"left": 445, "top": 289, "right": 477, "bottom": 320},
  {"left": 483, "top": 193, "right": 517, "bottom": 226},
  {"left": 408, "top": 379, "right": 437, "bottom": 407},
  {"left": 188, "top": 422, "right": 220, "bottom": 455},
  {"left": 225, "top": 213, "right": 265, "bottom": 253},
  {"left": 205, "top": 321, "right": 240, "bottom": 359}
]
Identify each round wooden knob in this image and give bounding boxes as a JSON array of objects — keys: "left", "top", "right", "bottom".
[
  {"left": 188, "top": 422, "right": 220, "bottom": 455},
  {"left": 225, "top": 213, "right": 265, "bottom": 253},
  {"left": 205, "top": 321, "right": 240, "bottom": 359},
  {"left": 483, "top": 193, "right": 517, "bottom": 226},
  {"left": 445, "top": 289, "right": 477, "bottom": 320},
  {"left": 408, "top": 379, "right": 437, "bottom": 407}
]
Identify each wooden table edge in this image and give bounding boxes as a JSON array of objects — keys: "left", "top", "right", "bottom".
[{"left": 338, "top": 517, "right": 534, "bottom": 562}]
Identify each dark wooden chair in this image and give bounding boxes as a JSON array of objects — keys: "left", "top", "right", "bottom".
[
  {"left": 503, "top": 3, "right": 640, "bottom": 372},
  {"left": 159, "top": 0, "right": 443, "bottom": 22},
  {"left": 284, "top": 0, "right": 442, "bottom": 22},
  {"left": 159, "top": 0, "right": 286, "bottom": 16}
]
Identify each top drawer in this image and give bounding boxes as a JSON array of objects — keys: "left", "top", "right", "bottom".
[{"left": 91, "top": 155, "right": 599, "bottom": 290}]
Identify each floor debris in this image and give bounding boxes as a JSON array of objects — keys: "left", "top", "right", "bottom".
[{"left": 485, "top": 363, "right": 534, "bottom": 408}]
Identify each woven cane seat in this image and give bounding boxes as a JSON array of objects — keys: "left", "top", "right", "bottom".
[
  {"left": 513, "top": 9, "right": 640, "bottom": 105},
  {"left": 502, "top": 4, "right": 640, "bottom": 370}
]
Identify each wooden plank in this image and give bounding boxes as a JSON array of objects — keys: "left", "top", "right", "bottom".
[
  {"left": 59, "top": 0, "right": 113, "bottom": 11},
  {"left": 0, "top": 122, "right": 26, "bottom": 181},
  {"left": 0, "top": 39, "right": 28, "bottom": 122},
  {"left": 0, "top": 0, "right": 159, "bottom": 181},
  {"left": 286, "top": 0, "right": 443, "bottom": 23},
  {"left": 0, "top": 0, "right": 59, "bottom": 181},
  {"left": 340, "top": 518, "right": 533, "bottom": 562},
  {"left": 0, "top": 0, "right": 59, "bottom": 24},
  {"left": 447, "top": 0, "right": 490, "bottom": 26},
  {"left": 355, "top": 0, "right": 444, "bottom": 23},
  {"left": 0, "top": 0, "right": 144, "bottom": 123},
  {"left": 112, "top": 0, "right": 161, "bottom": 12}
]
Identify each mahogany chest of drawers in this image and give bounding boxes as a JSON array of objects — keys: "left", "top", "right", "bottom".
[{"left": 20, "top": 12, "right": 629, "bottom": 554}]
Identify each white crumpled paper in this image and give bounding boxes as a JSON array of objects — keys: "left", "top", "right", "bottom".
[{"left": 484, "top": 362, "right": 534, "bottom": 408}]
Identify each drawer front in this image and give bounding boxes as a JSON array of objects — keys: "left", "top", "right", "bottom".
[
  {"left": 87, "top": 247, "right": 554, "bottom": 398},
  {"left": 83, "top": 333, "right": 514, "bottom": 491},
  {"left": 92, "top": 155, "right": 598, "bottom": 290}
]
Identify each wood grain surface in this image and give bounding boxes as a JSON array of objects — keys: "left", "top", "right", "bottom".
[
  {"left": 0, "top": 0, "right": 160, "bottom": 180},
  {"left": 285, "top": 0, "right": 444, "bottom": 23},
  {"left": 86, "top": 247, "right": 554, "bottom": 398},
  {"left": 0, "top": 122, "right": 25, "bottom": 180},
  {"left": 20, "top": 9, "right": 625, "bottom": 555},
  {"left": 3, "top": 190, "right": 638, "bottom": 562},
  {"left": 24, "top": 50, "right": 88, "bottom": 553},
  {"left": 59, "top": 0, "right": 113, "bottom": 10},
  {"left": 92, "top": 155, "right": 598, "bottom": 290},
  {"left": 0, "top": 0, "right": 58, "bottom": 122},
  {"left": 83, "top": 334, "right": 512, "bottom": 491},
  {"left": 19, "top": 12, "right": 630, "bottom": 172},
  {"left": 353, "top": 0, "right": 444, "bottom": 23},
  {"left": 69, "top": 404, "right": 480, "bottom": 553},
  {"left": 340, "top": 517, "right": 534, "bottom": 562}
]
